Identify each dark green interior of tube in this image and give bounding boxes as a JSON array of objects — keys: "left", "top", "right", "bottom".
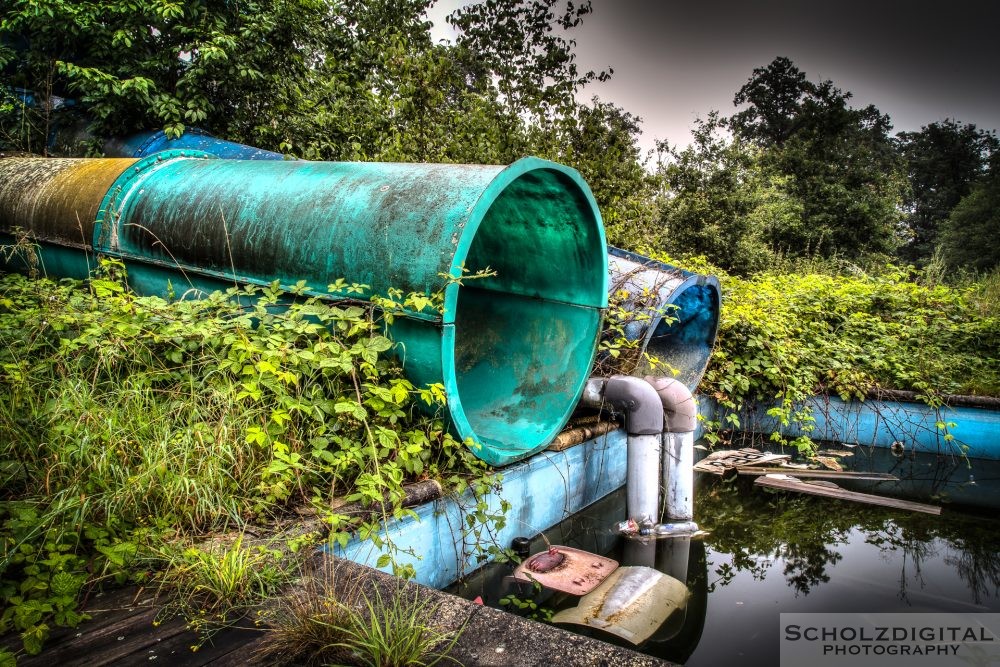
[{"left": 450, "top": 167, "right": 606, "bottom": 462}]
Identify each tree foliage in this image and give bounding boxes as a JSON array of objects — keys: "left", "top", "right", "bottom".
[
  {"left": 1, "top": 0, "right": 337, "bottom": 143},
  {"left": 657, "top": 114, "right": 802, "bottom": 275},
  {"left": 656, "top": 57, "right": 919, "bottom": 273},
  {"left": 729, "top": 57, "right": 906, "bottom": 260},
  {"left": 937, "top": 171, "right": 1000, "bottom": 273},
  {"left": 447, "top": 0, "right": 606, "bottom": 112},
  {"left": 896, "top": 119, "right": 999, "bottom": 264},
  {"left": 729, "top": 56, "right": 810, "bottom": 146}
]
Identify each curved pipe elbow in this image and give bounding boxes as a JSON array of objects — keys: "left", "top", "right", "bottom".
[
  {"left": 580, "top": 376, "right": 664, "bottom": 436},
  {"left": 644, "top": 376, "right": 698, "bottom": 433}
]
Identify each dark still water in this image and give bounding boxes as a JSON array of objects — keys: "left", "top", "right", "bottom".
[{"left": 450, "top": 450, "right": 1000, "bottom": 665}]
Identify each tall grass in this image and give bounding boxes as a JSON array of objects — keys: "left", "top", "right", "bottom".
[
  {"left": 259, "top": 559, "right": 461, "bottom": 667},
  {"left": 969, "top": 266, "right": 1000, "bottom": 318},
  {"left": 0, "top": 266, "right": 494, "bottom": 656},
  {"left": 0, "top": 278, "right": 273, "bottom": 535}
]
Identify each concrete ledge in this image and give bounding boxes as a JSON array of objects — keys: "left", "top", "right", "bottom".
[{"left": 317, "top": 555, "right": 672, "bottom": 667}]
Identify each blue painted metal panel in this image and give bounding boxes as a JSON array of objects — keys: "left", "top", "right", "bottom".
[
  {"left": 102, "top": 128, "right": 285, "bottom": 160},
  {"left": 333, "top": 428, "right": 629, "bottom": 589},
  {"left": 712, "top": 396, "right": 1000, "bottom": 460}
]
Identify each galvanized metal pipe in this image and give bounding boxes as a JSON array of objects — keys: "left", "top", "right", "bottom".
[
  {"left": 608, "top": 246, "right": 720, "bottom": 391},
  {"left": 645, "top": 376, "right": 698, "bottom": 526},
  {"left": 580, "top": 375, "right": 663, "bottom": 523}
]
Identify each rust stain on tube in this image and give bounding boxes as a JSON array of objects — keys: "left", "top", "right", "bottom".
[{"left": 0, "top": 157, "right": 135, "bottom": 248}]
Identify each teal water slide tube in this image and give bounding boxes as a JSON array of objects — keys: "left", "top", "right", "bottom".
[{"left": 0, "top": 151, "right": 608, "bottom": 466}]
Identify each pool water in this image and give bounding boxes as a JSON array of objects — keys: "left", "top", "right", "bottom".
[{"left": 449, "top": 449, "right": 1000, "bottom": 665}]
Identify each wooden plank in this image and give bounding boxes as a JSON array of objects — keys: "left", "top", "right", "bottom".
[
  {"left": 548, "top": 421, "right": 620, "bottom": 452},
  {"left": 736, "top": 467, "right": 898, "bottom": 481},
  {"left": 14, "top": 606, "right": 180, "bottom": 667},
  {"left": 328, "top": 479, "right": 443, "bottom": 524},
  {"left": 814, "top": 455, "right": 844, "bottom": 471},
  {"left": 755, "top": 474, "right": 942, "bottom": 514},
  {"left": 204, "top": 635, "right": 270, "bottom": 666},
  {"left": 73, "top": 616, "right": 190, "bottom": 667},
  {"left": 1, "top": 587, "right": 159, "bottom": 656},
  {"left": 141, "top": 618, "right": 266, "bottom": 666}
]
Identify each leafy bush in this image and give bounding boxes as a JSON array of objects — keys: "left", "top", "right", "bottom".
[
  {"left": 698, "top": 266, "right": 1000, "bottom": 447},
  {"left": 0, "top": 266, "right": 496, "bottom": 655}
]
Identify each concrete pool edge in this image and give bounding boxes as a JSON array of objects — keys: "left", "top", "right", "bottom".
[{"left": 309, "top": 554, "right": 672, "bottom": 666}]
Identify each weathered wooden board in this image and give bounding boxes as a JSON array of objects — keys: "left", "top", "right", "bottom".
[
  {"left": 694, "top": 448, "right": 791, "bottom": 475},
  {"left": 755, "top": 474, "right": 942, "bottom": 514},
  {"left": 736, "top": 468, "right": 898, "bottom": 481},
  {"left": 3, "top": 586, "right": 267, "bottom": 667}
]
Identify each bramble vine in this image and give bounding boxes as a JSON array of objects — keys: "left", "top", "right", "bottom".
[{"left": 0, "top": 262, "right": 504, "bottom": 656}]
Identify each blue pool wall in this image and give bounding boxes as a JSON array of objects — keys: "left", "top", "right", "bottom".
[
  {"left": 333, "top": 395, "right": 997, "bottom": 588},
  {"left": 334, "top": 428, "right": 630, "bottom": 589},
  {"left": 707, "top": 396, "right": 1000, "bottom": 460}
]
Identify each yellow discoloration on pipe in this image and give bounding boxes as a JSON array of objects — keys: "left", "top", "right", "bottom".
[{"left": 0, "top": 157, "right": 135, "bottom": 248}]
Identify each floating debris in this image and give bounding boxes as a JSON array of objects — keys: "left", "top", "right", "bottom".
[
  {"left": 513, "top": 546, "right": 618, "bottom": 596},
  {"left": 552, "top": 566, "right": 689, "bottom": 644},
  {"left": 813, "top": 455, "right": 844, "bottom": 471},
  {"left": 755, "top": 474, "right": 942, "bottom": 515},
  {"left": 693, "top": 448, "right": 790, "bottom": 475},
  {"left": 735, "top": 467, "right": 898, "bottom": 481}
]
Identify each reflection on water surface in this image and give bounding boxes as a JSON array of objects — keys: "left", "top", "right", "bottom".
[{"left": 451, "top": 448, "right": 1000, "bottom": 665}]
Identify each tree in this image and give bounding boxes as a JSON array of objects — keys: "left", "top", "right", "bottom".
[
  {"left": 1, "top": 0, "right": 347, "bottom": 148},
  {"left": 936, "top": 170, "right": 1000, "bottom": 272},
  {"left": 896, "top": 120, "right": 999, "bottom": 264},
  {"left": 727, "top": 57, "right": 906, "bottom": 261},
  {"left": 658, "top": 114, "right": 802, "bottom": 275},
  {"left": 554, "top": 98, "right": 658, "bottom": 248},
  {"left": 447, "top": 0, "right": 607, "bottom": 117},
  {"left": 729, "top": 56, "right": 810, "bottom": 146}
]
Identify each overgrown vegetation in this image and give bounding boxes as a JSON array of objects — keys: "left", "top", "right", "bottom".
[
  {"left": 3, "top": 0, "right": 1000, "bottom": 659},
  {"left": 682, "top": 257, "right": 1000, "bottom": 450},
  {"left": 259, "top": 559, "right": 460, "bottom": 667},
  {"left": 0, "top": 265, "right": 500, "bottom": 657}
]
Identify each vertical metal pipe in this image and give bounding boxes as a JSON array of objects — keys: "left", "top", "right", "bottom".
[
  {"left": 579, "top": 376, "right": 664, "bottom": 523},
  {"left": 644, "top": 376, "right": 699, "bottom": 527},
  {"left": 628, "top": 434, "right": 663, "bottom": 524},
  {"left": 663, "top": 431, "right": 695, "bottom": 521}
]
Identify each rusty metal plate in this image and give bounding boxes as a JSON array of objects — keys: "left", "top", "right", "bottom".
[{"left": 512, "top": 546, "right": 618, "bottom": 596}]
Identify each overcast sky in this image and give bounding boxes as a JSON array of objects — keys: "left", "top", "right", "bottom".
[{"left": 426, "top": 0, "right": 1000, "bottom": 155}]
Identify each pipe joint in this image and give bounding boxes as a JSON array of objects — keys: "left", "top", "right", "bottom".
[
  {"left": 581, "top": 375, "right": 664, "bottom": 436},
  {"left": 644, "top": 376, "right": 698, "bottom": 433}
]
